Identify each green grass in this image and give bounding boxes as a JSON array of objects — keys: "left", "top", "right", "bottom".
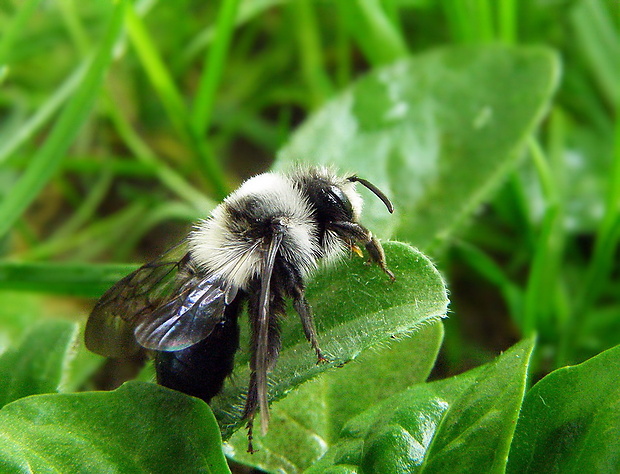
[{"left": 0, "top": 0, "right": 618, "bottom": 472}]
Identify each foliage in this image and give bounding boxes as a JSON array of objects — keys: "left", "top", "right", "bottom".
[
  {"left": 0, "top": 381, "right": 230, "bottom": 473},
  {"left": 0, "top": 0, "right": 618, "bottom": 472}
]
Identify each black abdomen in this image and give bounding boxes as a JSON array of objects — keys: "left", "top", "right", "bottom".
[{"left": 155, "top": 296, "right": 243, "bottom": 403}]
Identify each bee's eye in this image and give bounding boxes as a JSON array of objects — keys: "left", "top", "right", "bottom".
[{"left": 326, "top": 185, "right": 353, "bottom": 220}]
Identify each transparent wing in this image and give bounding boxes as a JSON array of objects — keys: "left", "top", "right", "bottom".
[
  {"left": 86, "top": 241, "right": 236, "bottom": 357},
  {"left": 134, "top": 274, "right": 236, "bottom": 351}
]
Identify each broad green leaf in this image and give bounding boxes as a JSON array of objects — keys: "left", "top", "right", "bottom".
[
  {"left": 0, "top": 382, "right": 230, "bottom": 474},
  {"left": 507, "top": 343, "right": 620, "bottom": 473},
  {"left": 306, "top": 338, "right": 535, "bottom": 474},
  {"left": 212, "top": 242, "right": 449, "bottom": 440},
  {"left": 0, "top": 320, "right": 77, "bottom": 408},
  {"left": 275, "top": 45, "right": 559, "bottom": 253},
  {"left": 0, "top": 295, "right": 105, "bottom": 400},
  {"left": 227, "top": 321, "right": 444, "bottom": 473},
  {"left": 317, "top": 320, "right": 444, "bottom": 441}
]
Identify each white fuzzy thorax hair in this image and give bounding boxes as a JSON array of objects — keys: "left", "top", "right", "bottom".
[{"left": 188, "top": 169, "right": 363, "bottom": 290}]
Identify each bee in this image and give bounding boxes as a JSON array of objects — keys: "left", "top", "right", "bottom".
[{"left": 85, "top": 166, "right": 394, "bottom": 452}]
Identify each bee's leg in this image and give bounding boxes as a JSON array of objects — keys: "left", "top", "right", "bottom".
[
  {"left": 329, "top": 221, "right": 395, "bottom": 281},
  {"left": 292, "top": 290, "right": 328, "bottom": 363},
  {"left": 365, "top": 234, "right": 395, "bottom": 281},
  {"left": 243, "top": 284, "right": 285, "bottom": 449},
  {"left": 248, "top": 425, "right": 254, "bottom": 454},
  {"left": 280, "top": 260, "right": 326, "bottom": 363},
  {"left": 244, "top": 375, "right": 257, "bottom": 454},
  {"left": 243, "top": 319, "right": 259, "bottom": 454}
]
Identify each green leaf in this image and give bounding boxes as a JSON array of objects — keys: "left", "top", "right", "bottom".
[
  {"left": 306, "top": 338, "right": 535, "bottom": 474},
  {"left": 212, "top": 242, "right": 449, "bottom": 440},
  {"left": 507, "top": 343, "right": 620, "bottom": 473},
  {"left": 227, "top": 321, "right": 444, "bottom": 473},
  {"left": 0, "top": 292, "right": 48, "bottom": 349},
  {"left": 317, "top": 320, "right": 444, "bottom": 441},
  {"left": 0, "top": 382, "right": 230, "bottom": 474},
  {"left": 275, "top": 45, "right": 559, "bottom": 253},
  {"left": 0, "top": 294, "right": 106, "bottom": 396},
  {"left": 61, "top": 327, "right": 107, "bottom": 393},
  {"left": 0, "top": 320, "right": 78, "bottom": 409}
]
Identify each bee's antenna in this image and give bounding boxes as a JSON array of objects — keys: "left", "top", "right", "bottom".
[{"left": 347, "top": 176, "right": 394, "bottom": 214}]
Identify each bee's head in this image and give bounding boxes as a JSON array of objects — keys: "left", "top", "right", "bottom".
[
  {"left": 291, "top": 167, "right": 393, "bottom": 226},
  {"left": 313, "top": 179, "right": 357, "bottom": 222}
]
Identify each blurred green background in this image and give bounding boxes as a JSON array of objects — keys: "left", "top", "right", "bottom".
[{"left": 0, "top": 0, "right": 618, "bottom": 390}]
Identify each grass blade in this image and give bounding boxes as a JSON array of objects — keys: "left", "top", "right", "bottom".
[
  {"left": 0, "top": 261, "right": 138, "bottom": 298},
  {"left": 0, "top": 2, "right": 124, "bottom": 239},
  {"left": 0, "top": 61, "right": 88, "bottom": 165},
  {"left": 0, "top": 0, "right": 43, "bottom": 66},
  {"left": 336, "top": 0, "right": 408, "bottom": 66},
  {"left": 123, "top": 2, "right": 229, "bottom": 198},
  {"left": 191, "top": 0, "right": 241, "bottom": 132}
]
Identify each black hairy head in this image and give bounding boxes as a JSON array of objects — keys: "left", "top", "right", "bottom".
[{"left": 301, "top": 177, "right": 355, "bottom": 223}]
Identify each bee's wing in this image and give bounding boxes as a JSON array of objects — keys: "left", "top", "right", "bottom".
[
  {"left": 86, "top": 241, "right": 236, "bottom": 357},
  {"left": 134, "top": 273, "right": 237, "bottom": 352},
  {"left": 85, "top": 242, "right": 190, "bottom": 357}
]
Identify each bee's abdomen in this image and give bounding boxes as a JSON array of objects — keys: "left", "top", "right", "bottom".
[{"left": 154, "top": 296, "right": 242, "bottom": 403}]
